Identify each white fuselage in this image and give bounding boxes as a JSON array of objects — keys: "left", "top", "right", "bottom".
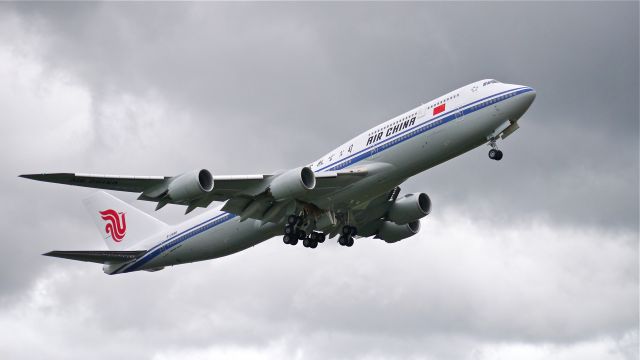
[{"left": 107, "top": 79, "right": 536, "bottom": 274}]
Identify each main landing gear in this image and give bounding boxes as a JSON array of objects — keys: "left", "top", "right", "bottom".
[
  {"left": 282, "top": 215, "right": 325, "bottom": 249},
  {"left": 338, "top": 225, "right": 357, "bottom": 247},
  {"left": 488, "top": 138, "right": 503, "bottom": 161}
]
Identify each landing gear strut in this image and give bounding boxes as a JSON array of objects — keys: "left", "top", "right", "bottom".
[
  {"left": 282, "top": 214, "right": 325, "bottom": 249},
  {"left": 488, "top": 138, "right": 503, "bottom": 161}
]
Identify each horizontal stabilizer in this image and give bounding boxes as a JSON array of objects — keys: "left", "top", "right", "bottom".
[{"left": 43, "top": 250, "right": 146, "bottom": 264}]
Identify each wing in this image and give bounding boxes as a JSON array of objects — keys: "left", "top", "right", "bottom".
[
  {"left": 315, "top": 186, "right": 401, "bottom": 239},
  {"left": 356, "top": 186, "right": 401, "bottom": 219},
  {"left": 351, "top": 186, "right": 401, "bottom": 232},
  {"left": 20, "top": 173, "right": 169, "bottom": 193},
  {"left": 43, "top": 250, "right": 146, "bottom": 264},
  {"left": 20, "top": 171, "right": 268, "bottom": 210},
  {"left": 21, "top": 166, "right": 369, "bottom": 219}
]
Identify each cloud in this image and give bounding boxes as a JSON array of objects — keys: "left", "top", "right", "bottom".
[
  {"left": 0, "top": 213, "right": 637, "bottom": 359},
  {"left": 4, "top": 2, "right": 637, "bottom": 228},
  {"left": 0, "top": 2, "right": 637, "bottom": 360}
]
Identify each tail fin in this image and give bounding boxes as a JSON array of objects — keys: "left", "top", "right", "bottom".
[{"left": 83, "top": 191, "right": 168, "bottom": 250}]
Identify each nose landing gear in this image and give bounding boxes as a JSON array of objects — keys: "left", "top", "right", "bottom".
[
  {"left": 488, "top": 148, "right": 503, "bottom": 161},
  {"left": 488, "top": 138, "right": 503, "bottom": 161}
]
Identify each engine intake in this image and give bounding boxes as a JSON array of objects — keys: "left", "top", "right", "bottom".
[
  {"left": 269, "top": 167, "right": 316, "bottom": 200},
  {"left": 387, "top": 193, "right": 431, "bottom": 225},
  {"left": 167, "top": 169, "right": 214, "bottom": 202},
  {"left": 377, "top": 220, "right": 421, "bottom": 243}
]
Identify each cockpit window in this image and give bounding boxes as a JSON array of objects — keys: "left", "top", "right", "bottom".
[{"left": 482, "top": 79, "right": 500, "bottom": 86}]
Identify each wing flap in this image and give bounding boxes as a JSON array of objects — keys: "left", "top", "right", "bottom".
[{"left": 43, "top": 250, "right": 146, "bottom": 264}]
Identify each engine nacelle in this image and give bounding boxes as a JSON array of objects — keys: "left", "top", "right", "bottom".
[
  {"left": 269, "top": 167, "right": 316, "bottom": 200},
  {"left": 167, "top": 169, "right": 214, "bottom": 202},
  {"left": 387, "top": 193, "right": 431, "bottom": 225},
  {"left": 377, "top": 220, "right": 421, "bottom": 243}
]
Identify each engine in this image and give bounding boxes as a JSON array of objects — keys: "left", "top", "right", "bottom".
[
  {"left": 269, "top": 166, "right": 316, "bottom": 200},
  {"left": 167, "top": 169, "right": 214, "bottom": 202},
  {"left": 377, "top": 220, "right": 421, "bottom": 243},
  {"left": 387, "top": 193, "right": 431, "bottom": 225}
]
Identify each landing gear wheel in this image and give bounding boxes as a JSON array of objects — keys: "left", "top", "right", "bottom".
[
  {"left": 309, "top": 232, "right": 326, "bottom": 243},
  {"left": 309, "top": 240, "right": 318, "bottom": 249},
  {"left": 290, "top": 237, "right": 298, "bottom": 246},
  {"left": 283, "top": 235, "right": 291, "bottom": 244},
  {"left": 296, "top": 229, "right": 306, "bottom": 240},
  {"left": 287, "top": 215, "right": 298, "bottom": 225},
  {"left": 495, "top": 150, "right": 503, "bottom": 161},
  {"left": 488, "top": 149, "right": 498, "bottom": 160},
  {"left": 338, "top": 235, "right": 354, "bottom": 247},
  {"left": 346, "top": 237, "right": 354, "bottom": 247},
  {"left": 284, "top": 225, "right": 295, "bottom": 235},
  {"left": 303, "top": 238, "right": 311, "bottom": 248}
]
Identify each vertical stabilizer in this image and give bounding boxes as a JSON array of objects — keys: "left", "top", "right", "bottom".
[{"left": 83, "top": 191, "right": 168, "bottom": 250}]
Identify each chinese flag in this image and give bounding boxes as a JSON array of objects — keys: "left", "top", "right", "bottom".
[{"left": 433, "top": 103, "right": 446, "bottom": 116}]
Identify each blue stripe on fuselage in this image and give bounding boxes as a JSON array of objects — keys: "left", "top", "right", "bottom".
[
  {"left": 317, "top": 87, "right": 533, "bottom": 172},
  {"left": 115, "top": 212, "right": 237, "bottom": 273}
]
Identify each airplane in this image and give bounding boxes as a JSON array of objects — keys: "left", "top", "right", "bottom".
[{"left": 21, "top": 79, "right": 536, "bottom": 275}]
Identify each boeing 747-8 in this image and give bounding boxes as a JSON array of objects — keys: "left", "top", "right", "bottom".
[{"left": 21, "top": 79, "right": 535, "bottom": 274}]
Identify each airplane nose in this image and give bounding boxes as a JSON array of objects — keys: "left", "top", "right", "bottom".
[
  {"left": 517, "top": 87, "right": 536, "bottom": 112},
  {"left": 522, "top": 87, "right": 536, "bottom": 106},
  {"left": 507, "top": 86, "right": 536, "bottom": 121}
]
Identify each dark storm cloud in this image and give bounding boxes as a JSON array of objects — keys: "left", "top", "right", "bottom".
[
  {"left": 0, "top": 2, "right": 637, "bottom": 360},
  {"left": 5, "top": 2, "right": 638, "bottom": 229}
]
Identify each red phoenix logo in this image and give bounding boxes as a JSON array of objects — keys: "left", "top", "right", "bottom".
[{"left": 99, "top": 209, "right": 127, "bottom": 242}]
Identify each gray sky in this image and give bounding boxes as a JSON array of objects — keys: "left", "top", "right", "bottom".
[{"left": 0, "top": 2, "right": 637, "bottom": 360}]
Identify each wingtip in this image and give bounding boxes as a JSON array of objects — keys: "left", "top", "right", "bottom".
[
  {"left": 19, "top": 173, "right": 52, "bottom": 181},
  {"left": 18, "top": 173, "right": 74, "bottom": 182}
]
